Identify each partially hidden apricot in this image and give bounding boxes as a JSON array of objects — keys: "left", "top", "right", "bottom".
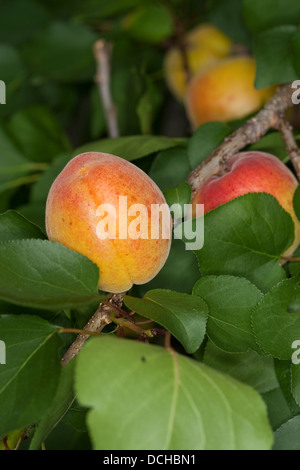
[
  {"left": 164, "top": 24, "right": 232, "bottom": 101},
  {"left": 191, "top": 151, "right": 300, "bottom": 256},
  {"left": 185, "top": 56, "right": 275, "bottom": 128}
]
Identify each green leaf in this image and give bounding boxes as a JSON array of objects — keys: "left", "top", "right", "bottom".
[
  {"left": 203, "top": 340, "right": 278, "bottom": 393},
  {"left": 61, "top": 405, "right": 89, "bottom": 433},
  {"left": 293, "top": 183, "right": 300, "bottom": 222},
  {"left": 0, "top": 0, "right": 50, "bottom": 44},
  {"left": 149, "top": 147, "right": 191, "bottom": 190},
  {"left": 122, "top": 4, "right": 174, "bottom": 43},
  {"left": 0, "top": 44, "right": 26, "bottom": 84},
  {"left": 89, "top": 85, "right": 107, "bottom": 140},
  {"left": 0, "top": 124, "right": 45, "bottom": 194},
  {"left": 184, "top": 193, "right": 293, "bottom": 292},
  {"left": 44, "top": 416, "right": 91, "bottom": 450},
  {"left": 29, "top": 361, "right": 75, "bottom": 450},
  {"left": 111, "top": 66, "right": 143, "bottom": 136},
  {"left": 291, "top": 361, "right": 300, "bottom": 406},
  {"left": 163, "top": 182, "right": 192, "bottom": 215},
  {"left": 31, "top": 153, "right": 72, "bottom": 203},
  {"left": 21, "top": 21, "right": 97, "bottom": 82},
  {"left": 188, "top": 122, "right": 232, "bottom": 169},
  {"left": 0, "top": 126, "right": 26, "bottom": 170},
  {"left": 74, "top": 135, "right": 184, "bottom": 163},
  {"left": 179, "top": 193, "right": 291, "bottom": 292},
  {"left": 0, "top": 210, "right": 44, "bottom": 241},
  {"left": 193, "top": 275, "right": 263, "bottom": 353},
  {"left": 253, "top": 26, "right": 298, "bottom": 88},
  {"left": 0, "top": 43, "right": 28, "bottom": 118},
  {"left": 208, "top": 0, "right": 251, "bottom": 46},
  {"left": 76, "top": 336, "right": 273, "bottom": 450},
  {"left": 249, "top": 132, "right": 288, "bottom": 162},
  {"left": 0, "top": 239, "right": 101, "bottom": 310},
  {"left": 274, "top": 416, "right": 300, "bottom": 450},
  {"left": 262, "top": 387, "right": 294, "bottom": 430},
  {"left": 16, "top": 202, "right": 47, "bottom": 234},
  {"left": 243, "top": 0, "right": 300, "bottom": 34},
  {"left": 78, "top": 0, "right": 145, "bottom": 20},
  {"left": 292, "top": 29, "right": 300, "bottom": 76},
  {"left": 0, "top": 314, "right": 62, "bottom": 436},
  {"left": 136, "top": 80, "right": 162, "bottom": 135},
  {"left": 252, "top": 275, "right": 300, "bottom": 359},
  {"left": 274, "top": 360, "right": 300, "bottom": 414},
  {"left": 134, "top": 238, "right": 200, "bottom": 296},
  {"left": 124, "top": 289, "right": 208, "bottom": 354},
  {"left": 6, "top": 106, "right": 71, "bottom": 163}
]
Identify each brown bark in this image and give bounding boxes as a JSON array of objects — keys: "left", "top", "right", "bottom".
[
  {"left": 61, "top": 293, "right": 123, "bottom": 367},
  {"left": 187, "top": 83, "right": 299, "bottom": 193}
]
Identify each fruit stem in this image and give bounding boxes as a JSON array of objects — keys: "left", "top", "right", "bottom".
[
  {"left": 281, "top": 256, "right": 300, "bottom": 262},
  {"left": 102, "top": 299, "right": 135, "bottom": 323},
  {"left": 164, "top": 330, "right": 172, "bottom": 349},
  {"left": 59, "top": 328, "right": 104, "bottom": 337},
  {"left": 109, "top": 311, "right": 154, "bottom": 338}
]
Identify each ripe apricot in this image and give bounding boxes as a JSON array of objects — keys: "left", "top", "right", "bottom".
[
  {"left": 185, "top": 56, "right": 275, "bottom": 128},
  {"left": 164, "top": 24, "right": 232, "bottom": 101},
  {"left": 191, "top": 151, "right": 300, "bottom": 256},
  {"left": 46, "top": 152, "right": 171, "bottom": 293}
]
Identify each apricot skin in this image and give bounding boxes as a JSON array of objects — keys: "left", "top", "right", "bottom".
[
  {"left": 164, "top": 24, "right": 232, "bottom": 101},
  {"left": 185, "top": 56, "right": 275, "bottom": 128},
  {"left": 46, "top": 152, "right": 171, "bottom": 293},
  {"left": 191, "top": 151, "right": 300, "bottom": 256}
]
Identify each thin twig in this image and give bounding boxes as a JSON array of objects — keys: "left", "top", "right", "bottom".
[
  {"left": 59, "top": 328, "right": 104, "bottom": 337},
  {"left": 164, "top": 330, "right": 171, "bottom": 349},
  {"left": 274, "top": 112, "right": 300, "bottom": 180},
  {"left": 187, "top": 83, "right": 300, "bottom": 193},
  {"left": 61, "top": 293, "right": 123, "bottom": 367},
  {"left": 101, "top": 299, "right": 135, "bottom": 322},
  {"left": 109, "top": 310, "right": 154, "bottom": 338},
  {"left": 281, "top": 256, "right": 300, "bottom": 262},
  {"left": 93, "top": 39, "right": 119, "bottom": 138}
]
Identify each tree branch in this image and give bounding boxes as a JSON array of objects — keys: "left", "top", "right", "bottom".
[
  {"left": 187, "top": 83, "right": 300, "bottom": 193},
  {"left": 93, "top": 39, "right": 119, "bottom": 138},
  {"left": 61, "top": 293, "right": 123, "bottom": 367}
]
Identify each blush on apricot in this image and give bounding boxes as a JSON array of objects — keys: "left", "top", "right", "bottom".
[
  {"left": 46, "top": 152, "right": 172, "bottom": 293},
  {"left": 191, "top": 151, "right": 300, "bottom": 257}
]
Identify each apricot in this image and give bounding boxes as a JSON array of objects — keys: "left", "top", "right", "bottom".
[
  {"left": 191, "top": 151, "right": 300, "bottom": 256},
  {"left": 46, "top": 152, "right": 172, "bottom": 293},
  {"left": 185, "top": 56, "right": 275, "bottom": 128},
  {"left": 164, "top": 24, "right": 232, "bottom": 101}
]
